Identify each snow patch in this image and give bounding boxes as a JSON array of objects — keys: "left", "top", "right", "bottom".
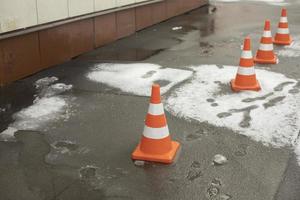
[
  {"left": 0, "top": 77, "right": 73, "bottom": 141},
  {"left": 166, "top": 65, "right": 300, "bottom": 148},
  {"left": 86, "top": 63, "right": 193, "bottom": 96},
  {"left": 277, "top": 39, "right": 300, "bottom": 58},
  {"left": 35, "top": 76, "right": 58, "bottom": 89},
  {"left": 172, "top": 26, "right": 183, "bottom": 31}
]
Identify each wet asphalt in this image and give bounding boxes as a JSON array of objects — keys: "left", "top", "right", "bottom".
[{"left": 1, "top": 1, "right": 300, "bottom": 199}]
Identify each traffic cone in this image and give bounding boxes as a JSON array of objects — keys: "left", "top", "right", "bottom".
[
  {"left": 131, "top": 84, "right": 180, "bottom": 164},
  {"left": 254, "top": 20, "right": 278, "bottom": 64},
  {"left": 231, "top": 37, "right": 261, "bottom": 92},
  {"left": 274, "top": 8, "right": 293, "bottom": 45}
]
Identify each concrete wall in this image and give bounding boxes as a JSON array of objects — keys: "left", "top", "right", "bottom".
[
  {"left": 0, "top": 0, "right": 208, "bottom": 86},
  {"left": 0, "top": 0, "right": 153, "bottom": 33}
]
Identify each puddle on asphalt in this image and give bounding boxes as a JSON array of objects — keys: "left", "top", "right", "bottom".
[
  {"left": 54, "top": 140, "right": 79, "bottom": 151},
  {"left": 77, "top": 48, "right": 164, "bottom": 62},
  {"left": 0, "top": 83, "right": 36, "bottom": 133}
]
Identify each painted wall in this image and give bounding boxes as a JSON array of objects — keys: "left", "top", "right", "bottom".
[{"left": 0, "top": 0, "right": 151, "bottom": 33}]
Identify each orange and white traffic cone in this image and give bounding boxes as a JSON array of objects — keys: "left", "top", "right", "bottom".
[
  {"left": 254, "top": 20, "right": 278, "bottom": 64},
  {"left": 274, "top": 8, "right": 293, "bottom": 45},
  {"left": 131, "top": 84, "right": 180, "bottom": 164},
  {"left": 231, "top": 37, "right": 261, "bottom": 92}
]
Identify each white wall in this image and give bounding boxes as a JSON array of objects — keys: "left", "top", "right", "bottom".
[
  {"left": 0, "top": 0, "right": 154, "bottom": 34},
  {"left": 0, "top": 0, "right": 37, "bottom": 33}
]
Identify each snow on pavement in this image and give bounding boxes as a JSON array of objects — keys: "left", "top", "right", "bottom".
[
  {"left": 86, "top": 63, "right": 193, "bottom": 96},
  {"left": 0, "top": 77, "right": 73, "bottom": 141},
  {"left": 166, "top": 65, "right": 300, "bottom": 148},
  {"left": 277, "top": 37, "right": 300, "bottom": 58}
]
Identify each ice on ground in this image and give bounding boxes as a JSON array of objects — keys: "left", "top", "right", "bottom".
[
  {"left": 277, "top": 38, "right": 300, "bottom": 58},
  {"left": 172, "top": 26, "right": 183, "bottom": 31},
  {"left": 166, "top": 65, "right": 300, "bottom": 148},
  {"left": 213, "top": 154, "right": 228, "bottom": 165},
  {"left": 13, "top": 97, "right": 67, "bottom": 129},
  {"left": 86, "top": 63, "right": 193, "bottom": 96},
  {"left": 35, "top": 76, "right": 58, "bottom": 89},
  {"left": 37, "top": 83, "right": 73, "bottom": 98},
  {"left": 0, "top": 77, "right": 73, "bottom": 141}
]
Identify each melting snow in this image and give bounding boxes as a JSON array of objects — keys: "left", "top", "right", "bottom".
[
  {"left": 0, "top": 77, "right": 73, "bottom": 141},
  {"left": 35, "top": 76, "right": 59, "bottom": 89},
  {"left": 172, "top": 26, "right": 183, "bottom": 31},
  {"left": 165, "top": 65, "right": 300, "bottom": 148},
  {"left": 86, "top": 63, "right": 193, "bottom": 96},
  {"left": 277, "top": 38, "right": 300, "bottom": 58}
]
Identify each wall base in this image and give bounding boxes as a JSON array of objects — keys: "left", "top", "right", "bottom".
[{"left": 0, "top": 0, "right": 207, "bottom": 86}]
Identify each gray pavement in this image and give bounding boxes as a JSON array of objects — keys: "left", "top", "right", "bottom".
[{"left": 1, "top": 1, "right": 300, "bottom": 199}]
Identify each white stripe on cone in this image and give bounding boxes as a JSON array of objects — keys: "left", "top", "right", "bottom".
[
  {"left": 237, "top": 67, "right": 255, "bottom": 76},
  {"left": 277, "top": 28, "right": 290, "bottom": 34},
  {"left": 263, "top": 31, "right": 272, "bottom": 38},
  {"left": 259, "top": 43, "right": 273, "bottom": 51},
  {"left": 148, "top": 103, "right": 165, "bottom": 115},
  {"left": 241, "top": 51, "right": 252, "bottom": 59},
  {"left": 280, "top": 17, "right": 288, "bottom": 23},
  {"left": 143, "top": 125, "right": 170, "bottom": 139}
]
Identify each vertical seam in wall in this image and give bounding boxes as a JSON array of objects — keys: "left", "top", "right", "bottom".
[
  {"left": 93, "top": 0, "right": 96, "bottom": 48},
  {"left": 35, "top": 0, "right": 42, "bottom": 69},
  {"left": 37, "top": 30, "right": 42, "bottom": 67}
]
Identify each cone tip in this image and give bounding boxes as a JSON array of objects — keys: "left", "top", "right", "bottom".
[
  {"left": 282, "top": 8, "right": 287, "bottom": 17},
  {"left": 264, "top": 20, "right": 271, "bottom": 30},
  {"left": 151, "top": 84, "right": 161, "bottom": 103},
  {"left": 243, "top": 37, "right": 251, "bottom": 50}
]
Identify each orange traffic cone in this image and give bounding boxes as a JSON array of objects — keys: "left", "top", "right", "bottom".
[
  {"left": 254, "top": 20, "right": 278, "bottom": 64},
  {"left": 132, "top": 84, "right": 180, "bottom": 164},
  {"left": 274, "top": 8, "right": 293, "bottom": 45},
  {"left": 231, "top": 37, "right": 261, "bottom": 92}
]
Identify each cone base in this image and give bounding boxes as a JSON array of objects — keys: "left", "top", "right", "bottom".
[
  {"left": 230, "top": 79, "right": 261, "bottom": 92},
  {"left": 273, "top": 38, "right": 293, "bottom": 45},
  {"left": 132, "top": 141, "right": 180, "bottom": 164},
  {"left": 254, "top": 56, "right": 278, "bottom": 64}
]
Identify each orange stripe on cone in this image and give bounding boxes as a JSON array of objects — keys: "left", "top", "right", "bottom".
[
  {"left": 274, "top": 8, "right": 293, "bottom": 45},
  {"left": 254, "top": 20, "right": 278, "bottom": 64},
  {"left": 131, "top": 84, "right": 180, "bottom": 164},
  {"left": 231, "top": 37, "right": 261, "bottom": 92}
]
